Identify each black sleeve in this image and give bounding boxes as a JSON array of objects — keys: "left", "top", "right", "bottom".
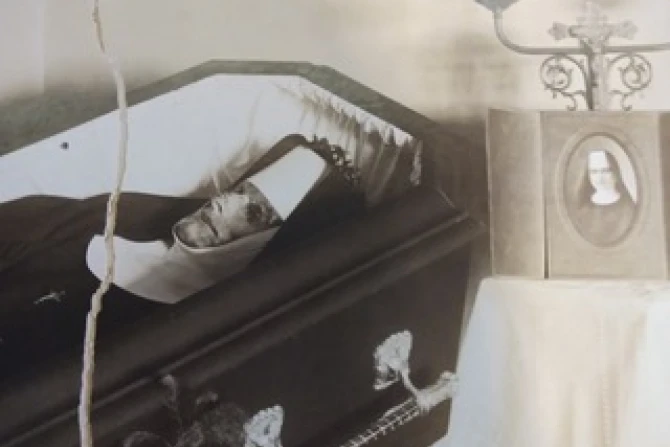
[
  {"left": 0, "top": 193, "right": 202, "bottom": 380},
  {"left": 0, "top": 193, "right": 204, "bottom": 272}
]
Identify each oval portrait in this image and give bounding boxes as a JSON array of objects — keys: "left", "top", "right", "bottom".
[{"left": 562, "top": 134, "right": 639, "bottom": 247}]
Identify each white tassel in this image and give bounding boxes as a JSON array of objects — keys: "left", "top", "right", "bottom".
[{"left": 78, "top": 1, "right": 130, "bottom": 446}]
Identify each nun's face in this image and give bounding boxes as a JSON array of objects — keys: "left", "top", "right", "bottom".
[
  {"left": 174, "top": 183, "right": 279, "bottom": 249},
  {"left": 588, "top": 154, "right": 616, "bottom": 193}
]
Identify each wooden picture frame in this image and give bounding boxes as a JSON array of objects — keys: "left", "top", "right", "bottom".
[{"left": 488, "top": 108, "right": 670, "bottom": 279}]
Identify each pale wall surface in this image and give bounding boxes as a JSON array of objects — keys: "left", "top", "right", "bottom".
[
  {"left": 2, "top": 0, "right": 668, "bottom": 123},
  {"left": 39, "top": 0, "right": 670, "bottom": 116},
  {"left": 0, "top": 0, "right": 45, "bottom": 102}
]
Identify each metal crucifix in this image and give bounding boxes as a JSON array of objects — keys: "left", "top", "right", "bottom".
[{"left": 476, "top": 0, "right": 670, "bottom": 111}]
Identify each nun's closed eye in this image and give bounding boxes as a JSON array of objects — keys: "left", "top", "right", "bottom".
[
  {"left": 246, "top": 202, "right": 264, "bottom": 223},
  {"left": 207, "top": 198, "right": 223, "bottom": 213}
]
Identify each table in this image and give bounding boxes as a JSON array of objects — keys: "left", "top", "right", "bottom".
[{"left": 441, "top": 277, "right": 670, "bottom": 447}]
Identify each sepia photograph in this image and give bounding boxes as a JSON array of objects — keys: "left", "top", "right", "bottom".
[
  {"left": 0, "top": 61, "right": 476, "bottom": 447},
  {"left": 562, "top": 134, "right": 639, "bottom": 247},
  {"left": 1, "top": 1, "right": 670, "bottom": 447}
]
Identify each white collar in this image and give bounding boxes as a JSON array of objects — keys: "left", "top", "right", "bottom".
[
  {"left": 86, "top": 227, "right": 279, "bottom": 304},
  {"left": 591, "top": 189, "right": 621, "bottom": 206}
]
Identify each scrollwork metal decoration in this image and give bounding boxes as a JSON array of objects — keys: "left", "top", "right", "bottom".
[
  {"left": 243, "top": 406, "right": 284, "bottom": 447},
  {"left": 607, "top": 53, "right": 653, "bottom": 111},
  {"left": 372, "top": 330, "right": 457, "bottom": 415},
  {"left": 477, "top": 0, "right": 670, "bottom": 111},
  {"left": 372, "top": 330, "right": 412, "bottom": 391},
  {"left": 539, "top": 55, "right": 589, "bottom": 111}
]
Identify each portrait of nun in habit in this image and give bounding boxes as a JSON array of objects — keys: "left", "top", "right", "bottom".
[{"left": 566, "top": 143, "right": 638, "bottom": 247}]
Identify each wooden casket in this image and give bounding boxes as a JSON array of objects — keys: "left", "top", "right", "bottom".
[{"left": 0, "top": 61, "right": 481, "bottom": 447}]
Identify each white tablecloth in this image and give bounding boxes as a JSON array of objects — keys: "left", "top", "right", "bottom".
[{"left": 442, "top": 277, "right": 670, "bottom": 447}]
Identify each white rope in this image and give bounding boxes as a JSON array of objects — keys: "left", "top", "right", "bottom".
[{"left": 78, "top": 1, "right": 130, "bottom": 445}]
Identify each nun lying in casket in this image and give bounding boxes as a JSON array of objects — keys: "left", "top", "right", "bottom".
[{"left": 0, "top": 134, "right": 364, "bottom": 381}]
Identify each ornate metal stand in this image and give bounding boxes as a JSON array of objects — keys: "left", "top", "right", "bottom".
[{"left": 476, "top": 0, "right": 670, "bottom": 111}]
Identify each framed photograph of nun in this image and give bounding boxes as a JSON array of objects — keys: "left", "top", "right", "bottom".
[
  {"left": 543, "top": 112, "right": 669, "bottom": 279},
  {"left": 561, "top": 135, "right": 640, "bottom": 248}
]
